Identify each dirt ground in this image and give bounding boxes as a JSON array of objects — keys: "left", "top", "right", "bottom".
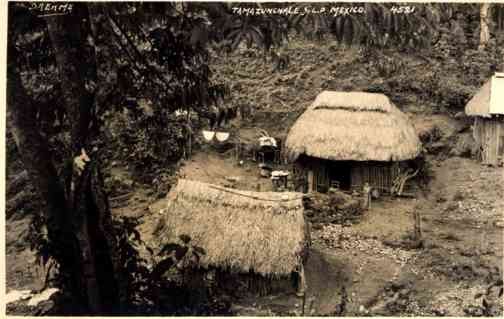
[
  {"left": 312, "top": 156, "right": 503, "bottom": 316},
  {"left": 141, "top": 147, "right": 504, "bottom": 316}
]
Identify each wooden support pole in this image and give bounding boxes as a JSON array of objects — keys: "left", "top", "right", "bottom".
[
  {"left": 296, "top": 263, "right": 306, "bottom": 297},
  {"left": 413, "top": 211, "right": 422, "bottom": 242}
]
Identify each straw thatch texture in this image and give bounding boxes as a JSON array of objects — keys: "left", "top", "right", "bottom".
[
  {"left": 284, "top": 91, "right": 421, "bottom": 162},
  {"left": 312, "top": 91, "right": 393, "bottom": 112},
  {"left": 465, "top": 79, "right": 492, "bottom": 117},
  {"left": 156, "top": 179, "right": 307, "bottom": 277}
]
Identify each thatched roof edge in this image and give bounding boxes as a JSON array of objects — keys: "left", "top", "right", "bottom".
[
  {"left": 465, "top": 79, "right": 492, "bottom": 118},
  {"left": 156, "top": 179, "right": 307, "bottom": 277},
  {"left": 284, "top": 91, "right": 421, "bottom": 162}
]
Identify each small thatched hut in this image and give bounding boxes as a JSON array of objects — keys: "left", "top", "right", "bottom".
[
  {"left": 155, "top": 179, "right": 309, "bottom": 296},
  {"left": 285, "top": 91, "right": 421, "bottom": 193},
  {"left": 465, "top": 73, "right": 504, "bottom": 166}
]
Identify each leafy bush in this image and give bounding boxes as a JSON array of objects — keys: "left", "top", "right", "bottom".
[
  {"left": 361, "top": 28, "right": 502, "bottom": 113},
  {"left": 111, "top": 217, "right": 220, "bottom": 314},
  {"left": 106, "top": 103, "right": 190, "bottom": 176}
]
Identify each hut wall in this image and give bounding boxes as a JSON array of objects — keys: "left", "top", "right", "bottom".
[
  {"left": 473, "top": 117, "right": 483, "bottom": 151},
  {"left": 292, "top": 162, "right": 308, "bottom": 193},
  {"left": 350, "top": 162, "right": 399, "bottom": 192},
  {"left": 307, "top": 170, "right": 314, "bottom": 192},
  {"left": 474, "top": 116, "right": 504, "bottom": 165},
  {"left": 296, "top": 156, "right": 405, "bottom": 193},
  {"left": 313, "top": 160, "right": 330, "bottom": 192},
  {"left": 296, "top": 157, "right": 330, "bottom": 193},
  {"left": 215, "top": 271, "right": 295, "bottom": 297},
  {"left": 500, "top": 118, "right": 504, "bottom": 156}
]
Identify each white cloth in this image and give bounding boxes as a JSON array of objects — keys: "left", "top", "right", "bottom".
[
  {"left": 259, "top": 136, "right": 277, "bottom": 148},
  {"left": 271, "top": 170, "right": 289, "bottom": 179},
  {"left": 215, "top": 132, "right": 230, "bottom": 142},
  {"left": 202, "top": 130, "right": 230, "bottom": 142},
  {"left": 202, "top": 130, "right": 215, "bottom": 141}
]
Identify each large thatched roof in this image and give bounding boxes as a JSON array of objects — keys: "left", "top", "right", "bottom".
[
  {"left": 155, "top": 179, "right": 307, "bottom": 277},
  {"left": 284, "top": 91, "right": 421, "bottom": 162},
  {"left": 465, "top": 73, "right": 504, "bottom": 117}
]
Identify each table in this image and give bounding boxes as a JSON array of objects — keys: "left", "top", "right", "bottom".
[{"left": 271, "top": 170, "right": 289, "bottom": 191}]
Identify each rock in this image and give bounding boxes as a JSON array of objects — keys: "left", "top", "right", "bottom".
[
  {"left": 454, "top": 111, "right": 465, "bottom": 118},
  {"left": 399, "top": 288, "right": 410, "bottom": 297},
  {"left": 494, "top": 220, "right": 504, "bottom": 228},
  {"left": 27, "top": 288, "right": 59, "bottom": 307},
  {"left": 396, "top": 298, "right": 407, "bottom": 306},
  {"left": 450, "top": 132, "right": 476, "bottom": 158},
  {"left": 452, "top": 190, "right": 465, "bottom": 201},
  {"left": 6, "top": 290, "right": 32, "bottom": 304},
  {"left": 225, "top": 176, "right": 240, "bottom": 182}
]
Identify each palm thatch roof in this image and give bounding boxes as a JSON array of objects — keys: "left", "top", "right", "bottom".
[
  {"left": 465, "top": 73, "right": 504, "bottom": 117},
  {"left": 284, "top": 91, "right": 421, "bottom": 162},
  {"left": 155, "top": 179, "right": 307, "bottom": 277}
]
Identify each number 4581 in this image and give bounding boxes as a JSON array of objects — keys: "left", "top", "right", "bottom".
[{"left": 391, "top": 6, "right": 415, "bottom": 14}]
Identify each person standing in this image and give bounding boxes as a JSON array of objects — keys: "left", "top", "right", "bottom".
[{"left": 363, "top": 182, "right": 372, "bottom": 210}]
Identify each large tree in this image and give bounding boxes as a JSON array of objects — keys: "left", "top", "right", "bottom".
[
  {"left": 8, "top": 4, "right": 121, "bottom": 313},
  {"left": 7, "top": 2, "right": 234, "bottom": 313}
]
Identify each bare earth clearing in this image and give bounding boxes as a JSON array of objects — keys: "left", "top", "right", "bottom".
[{"left": 154, "top": 147, "right": 504, "bottom": 316}]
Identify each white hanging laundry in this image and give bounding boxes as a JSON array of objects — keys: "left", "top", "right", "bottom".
[
  {"left": 215, "top": 132, "right": 230, "bottom": 142},
  {"left": 175, "top": 109, "right": 189, "bottom": 117},
  {"left": 202, "top": 130, "right": 215, "bottom": 142}
]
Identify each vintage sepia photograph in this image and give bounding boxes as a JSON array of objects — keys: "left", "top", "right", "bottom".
[{"left": 4, "top": 1, "right": 504, "bottom": 316}]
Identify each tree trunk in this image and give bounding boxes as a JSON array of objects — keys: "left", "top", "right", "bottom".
[
  {"left": 8, "top": 4, "right": 121, "bottom": 314},
  {"left": 43, "top": 5, "right": 121, "bottom": 313},
  {"left": 7, "top": 43, "right": 85, "bottom": 310},
  {"left": 479, "top": 3, "right": 491, "bottom": 50}
]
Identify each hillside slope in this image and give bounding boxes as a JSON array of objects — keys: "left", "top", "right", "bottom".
[{"left": 213, "top": 36, "right": 500, "bottom": 117}]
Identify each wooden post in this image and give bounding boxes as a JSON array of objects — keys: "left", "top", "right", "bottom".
[
  {"left": 185, "top": 108, "right": 192, "bottom": 159},
  {"left": 296, "top": 263, "right": 307, "bottom": 315},
  {"left": 272, "top": 177, "right": 278, "bottom": 192},
  {"left": 235, "top": 142, "right": 240, "bottom": 164},
  {"left": 296, "top": 263, "right": 306, "bottom": 297},
  {"left": 413, "top": 211, "right": 422, "bottom": 242},
  {"left": 307, "top": 170, "right": 314, "bottom": 192},
  {"left": 363, "top": 183, "right": 371, "bottom": 210},
  {"left": 301, "top": 293, "right": 306, "bottom": 316}
]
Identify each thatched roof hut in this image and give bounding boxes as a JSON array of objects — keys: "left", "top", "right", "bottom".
[
  {"left": 465, "top": 73, "right": 504, "bottom": 117},
  {"left": 156, "top": 179, "right": 308, "bottom": 278},
  {"left": 284, "top": 91, "right": 421, "bottom": 162},
  {"left": 464, "top": 73, "right": 504, "bottom": 166}
]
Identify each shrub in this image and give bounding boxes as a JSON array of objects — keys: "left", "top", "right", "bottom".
[{"left": 109, "top": 105, "right": 188, "bottom": 176}]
